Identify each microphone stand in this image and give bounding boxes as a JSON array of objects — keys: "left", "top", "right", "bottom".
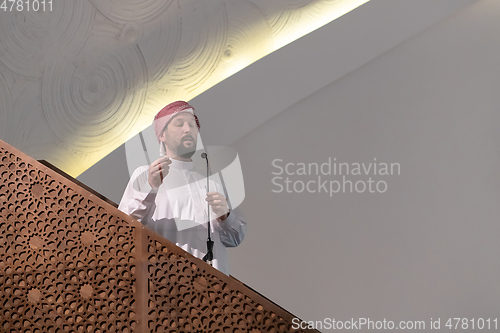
[{"left": 201, "top": 152, "right": 214, "bottom": 265}]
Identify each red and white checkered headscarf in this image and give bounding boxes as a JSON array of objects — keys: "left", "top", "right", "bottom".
[{"left": 153, "top": 101, "right": 200, "bottom": 143}]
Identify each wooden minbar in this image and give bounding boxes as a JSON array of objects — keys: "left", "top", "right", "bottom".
[{"left": 0, "top": 140, "right": 317, "bottom": 333}]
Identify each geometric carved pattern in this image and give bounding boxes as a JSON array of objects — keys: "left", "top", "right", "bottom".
[
  {"left": 0, "top": 140, "right": 317, "bottom": 332},
  {"left": 147, "top": 237, "right": 289, "bottom": 332},
  {"left": 0, "top": 145, "right": 137, "bottom": 333}
]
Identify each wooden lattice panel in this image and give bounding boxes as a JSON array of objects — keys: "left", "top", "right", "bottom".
[
  {"left": 0, "top": 140, "right": 316, "bottom": 333},
  {"left": 146, "top": 235, "right": 293, "bottom": 333},
  {"left": 0, "top": 147, "right": 138, "bottom": 333}
]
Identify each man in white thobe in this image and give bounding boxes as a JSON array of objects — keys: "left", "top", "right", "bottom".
[{"left": 118, "top": 101, "right": 247, "bottom": 275}]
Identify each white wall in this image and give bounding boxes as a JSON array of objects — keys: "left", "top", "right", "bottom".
[{"left": 229, "top": 0, "right": 500, "bottom": 327}]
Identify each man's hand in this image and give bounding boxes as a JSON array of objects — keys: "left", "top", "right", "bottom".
[
  {"left": 148, "top": 156, "right": 171, "bottom": 189},
  {"left": 206, "top": 191, "right": 229, "bottom": 220}
]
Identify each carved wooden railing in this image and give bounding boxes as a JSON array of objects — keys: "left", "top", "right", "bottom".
[{"left": 0, "top": 140, "right": 316, "bottom": 333}]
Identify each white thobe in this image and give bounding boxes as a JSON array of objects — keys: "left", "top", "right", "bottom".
[{"left": 118, "top": 159, "right": 247, "bottom": 275}]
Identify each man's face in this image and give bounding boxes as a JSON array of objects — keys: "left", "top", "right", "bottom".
[{"left": 161, "top": 112, "right": 198, "bottom": 159}]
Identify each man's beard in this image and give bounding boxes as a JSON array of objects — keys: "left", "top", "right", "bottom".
[
  {"left": 175, "top": 137, "right": 196, "bottom": 159},
  {"left": 177, "top": 145, "right": 196, "bottom": 159}
]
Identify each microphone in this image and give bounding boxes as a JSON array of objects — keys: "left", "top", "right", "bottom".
[{"left": 201, "top": 151, "right": 214, "bottom": 265}]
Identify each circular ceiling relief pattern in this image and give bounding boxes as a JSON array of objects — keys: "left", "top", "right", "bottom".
[
  {"left": 89, "top": 0, "right": 175, "bottom": 24},
  {"left": 222, "top": 0, "right": 273, "bottom": 72},
  {"left": 165, "top": 1, "right": 227, "bottom": 95},
  {"left": 0, "top": 0, "right": 94, "bottom": 79},
  {"left": 137, "top": 5, "right": 182, "bottom": 82},
  {"left": 252, "top": 0, "right": 315, "bottom": 45},
  {"left": 41, "top": 31, "right": 148, "bottom": 151}
]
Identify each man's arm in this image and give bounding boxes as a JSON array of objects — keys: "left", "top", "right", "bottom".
[
  {"left": 217, "top": 207, "right": 247, "bottom": 247},
  {"left": 118, "top": 166, "right": 157, "bottom": 222},
  {"left": 119, "top": 156, "right": 171, "bottom": 222},
  {"left": 206, "top": 183, "right": 247, "bottom": 247}
]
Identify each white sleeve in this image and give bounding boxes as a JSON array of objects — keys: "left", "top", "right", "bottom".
[
  {"left": 212, "top": 178, "right": 247, "bottom": 247},
  {"left": 118, "top": 166, "right": 157, "bottom": 222}
]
